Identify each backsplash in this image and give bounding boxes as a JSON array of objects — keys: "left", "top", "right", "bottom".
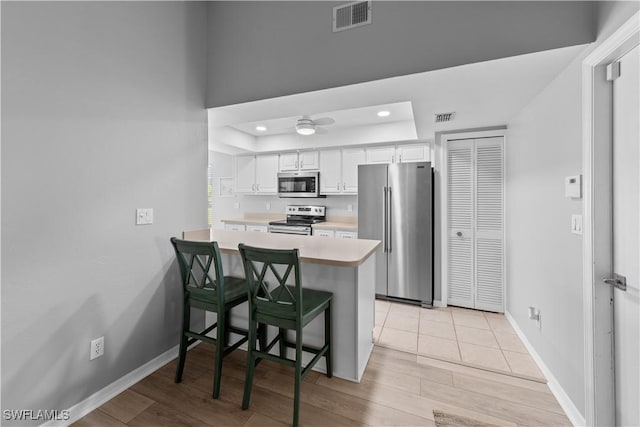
[{"left": 213, "top": 193, "right": 357, "bottom": 228}]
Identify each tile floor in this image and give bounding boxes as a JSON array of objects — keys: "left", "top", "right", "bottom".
[{"left": 374, "top": 299, "right": 545, "bottom": 381}]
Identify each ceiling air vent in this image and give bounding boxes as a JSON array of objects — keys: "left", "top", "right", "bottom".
[
  {"left": 434, "top": 112, "right": 456, "bottom": 123},
  {"left": 333, "top": 1, "right": 371, "bottom": 33}
]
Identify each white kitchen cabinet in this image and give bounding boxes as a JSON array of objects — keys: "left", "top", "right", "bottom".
[
  {"left": 365, "top": 146, "right": 396, "bottom": 164},
  {"left": 234, "top": 155, "right": 278, "bottom": 194},
  {"left": 298, "top": 151, "right": 319, "bottom": 170},
  {"left": 255, "top": 154, "right": 278, "bottom": 193},
  {"left": 246, "top": 225, "right": 268, "bottom": 233},
  {"left": 319, "top": 149, "right": 342, "bottom": 194},
  {"left": 396, "top": 143, "right": 430, "bottom": 163},
  {"left": 319, "top": 148, "right": 364, "bottom": 195},
  {"left": 235, "top": 156, "right": 256, "bottom": 194},
  {"left": 224, "top": 223, "right": 246, "bottom": 231},
  {"left": 336, "top": 231, "right": 357, "bottom": 239},
  {"left": 341, "top": 148, "right": 365, "bottom": 193},
  {"left": 314, "top": 229, "right": 335, "bottom": 237},
  {"left": 279, "top": 153, "right": 298, "bottom": 171},
  {"left": 279, "top": 151, "right": 319, "bottom": 171}
]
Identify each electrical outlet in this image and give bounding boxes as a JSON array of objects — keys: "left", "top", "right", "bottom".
[
  {"left": 90, "top": 336, "right": 104, "bottom": 360},
  {"left": 528, "top": 307, "right": 542, "bottom": 329}
]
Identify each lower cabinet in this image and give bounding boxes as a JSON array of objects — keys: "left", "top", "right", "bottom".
[
  {"left": 314, "top": 229, "right": 335, "bottom": 237},
  {"left": 246, "top": 225, "right": 268, "bottom": 233},
  {"left": 224, "top": 223, "right": 246, "bottom": 231},
  {"left": 336, "top": 231, "right": 357, "bottom": 239},
  {"left": 314, "top": 229, "right": 358, "bottom": 238}
]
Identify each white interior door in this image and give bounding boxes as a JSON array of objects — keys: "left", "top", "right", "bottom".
[
  {"left": 446, "top": 137, "right": 504, "bottom": 312},
  {"left": 447, "top": 139, "right": 474, "bottom": 308},
  {"left": 611, "top": 44, "right": 640, "bottom": 427},
  {"left": 474, "top": 138, "right": 504, "bottom": 312}
]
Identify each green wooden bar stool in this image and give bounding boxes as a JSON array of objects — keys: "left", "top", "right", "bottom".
[
  {"left": 171, "top": 237, "right": 262, "bottom": 399},
  {"left": 238, "top": 243, "right": 333, "bottom": 427}
]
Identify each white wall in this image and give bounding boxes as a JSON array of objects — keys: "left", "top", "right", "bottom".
[
  {"left": 1, "top": 2, "right": 208, "bottom": 422},
  {"left": 505, "top": 1, "right": 639, "bottom": 418}
]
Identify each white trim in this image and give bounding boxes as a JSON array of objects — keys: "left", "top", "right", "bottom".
[
  {"left": 42, "top": 344, "right": 185, "bottom": 427},
  {"left": 439, "top": 129, "right": 506, "bottom": 312},
  {"left": 505, "top": 311, "right": 585, "bottom": 427},
  {"left": 432, "top": 299, "right": 446, "bottom": 308},
  {"left": 582, "top": 11, "right": 640, "bottom": 426}
]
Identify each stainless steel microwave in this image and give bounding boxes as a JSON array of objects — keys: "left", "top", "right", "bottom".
[{"left": 277, "top": 171, "right": 322, "bottom": 198}]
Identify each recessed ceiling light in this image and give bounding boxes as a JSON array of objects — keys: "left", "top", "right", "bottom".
[
  {"left": 377, "top": 110, "right": 391, "bottom": 117},
  {"left": 255, "top": 125, "right": 267, "bottom": 132}
]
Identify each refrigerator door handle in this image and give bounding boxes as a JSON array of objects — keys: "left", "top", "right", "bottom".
[
  {"left": 388, "top": 187, "right": 392, "bottom": 252},
  {"left": 382, "top": 186, "right": 388, "bottom": 252}
]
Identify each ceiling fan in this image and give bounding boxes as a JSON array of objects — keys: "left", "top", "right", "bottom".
[{"left": 294, "top": 115, "right": 335, "bottom": 136}]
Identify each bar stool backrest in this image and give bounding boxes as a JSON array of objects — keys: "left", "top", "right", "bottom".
[
  {"left": 238, "top": 244, "right": 303, "bottom": 324},
  {"left": 171, "top": 237, "right": 226, "bottom": 307}
]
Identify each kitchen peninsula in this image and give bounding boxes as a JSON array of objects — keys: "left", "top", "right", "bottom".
[{"left": 182, "top": 228, "right": 380, "bottom": 382}]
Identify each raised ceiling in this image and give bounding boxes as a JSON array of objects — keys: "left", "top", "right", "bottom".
[{"left": 208, "top": 44, "right": 588, "bottom": 154}]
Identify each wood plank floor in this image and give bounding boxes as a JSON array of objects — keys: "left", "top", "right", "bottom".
[{"left": 72, "top": 344, "right": 571, "bottom": 427}]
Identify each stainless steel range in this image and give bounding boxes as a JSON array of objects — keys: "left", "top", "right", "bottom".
[{"left": 268, "top": 205, "right": 326, "bottom": 235}]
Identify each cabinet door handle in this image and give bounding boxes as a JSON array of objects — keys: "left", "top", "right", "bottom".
[
  {"left": 256, "top": 184, "right": 260, "bottom": 191},
  {"left": 252, "top": 184, "right": 255, "bottom": 191},
  {"left": 295, "top": 160, "right": 298, "bottom": 168},
  {"left": 300, "top": 161, "right": 304, "bottom": 168},
  {"left": 343, "top": 183, "right": 346, "bottom": 190},
  {"left": 337, "top": 182, "right": 340, "bottom": 190},
  {"left": 391, "top": 155, "right": 395, "bottom": 163},
  {"left": 399, "top": 154, "right": 402, "bottom": 163}
]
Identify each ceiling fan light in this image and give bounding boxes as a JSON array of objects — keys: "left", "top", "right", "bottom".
[{"left": 295, "top": 122, "right": 316, "bottom": 135}]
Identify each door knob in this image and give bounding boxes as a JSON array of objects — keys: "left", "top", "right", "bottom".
[
  {"left": 456, "top": 231, "right": 463, "bottom": 237},
  {"left": 604, "top": 273, "right": 627, "bottom": 291}
]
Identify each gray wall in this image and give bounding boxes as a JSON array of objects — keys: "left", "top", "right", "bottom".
[
  {"left": 1, "top": 2, "right": 208, "bottom": 423},
  {"left": 206, "top": 1, "right": 595, "bottom": 107},
  {"left": 505, "top": 1, "right": 639, "bottom": 417}
]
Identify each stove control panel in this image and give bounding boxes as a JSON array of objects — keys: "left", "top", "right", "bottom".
[{"left": 286, "top": 205, "right": 325, "bottom": 216}]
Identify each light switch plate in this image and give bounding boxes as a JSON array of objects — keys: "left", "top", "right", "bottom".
[
  {"left": 136, "top": 208, "right": 153, "bottom": 225},
  {"left": 571, "top": 214, "right": 583, "bottom": 235}
]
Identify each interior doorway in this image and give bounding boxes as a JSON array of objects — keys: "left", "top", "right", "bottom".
[{"left": 582, "top": 11, "right": 640, "bottom": 426}]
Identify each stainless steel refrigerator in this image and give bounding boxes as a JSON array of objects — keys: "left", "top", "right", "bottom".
[{"left": 358, "top": 162, "right": 433, "bottom": 306}]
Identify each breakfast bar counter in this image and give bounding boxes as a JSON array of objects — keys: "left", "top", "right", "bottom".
[{"left": 182, "top": 229, "right": 381, "bottom": 382}]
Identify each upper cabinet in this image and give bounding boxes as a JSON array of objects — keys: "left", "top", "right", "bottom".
[
  {"left": 365, "top": 146, "right": 396, "bottom": 164},
  {"left": 234, "top": 154, "right": 279, "bottom": 194},
  {"left": 279, "top": 151, "right": 319, "bottom": 172},
  {"left": 396, "top": 144, "right": 430, "bottom": 163},
  {"left": 365, "top": 143, "right": 431, "bottom": 164},
  {"left": 319, "top": 148, "right": 365, "bottom": 195}
]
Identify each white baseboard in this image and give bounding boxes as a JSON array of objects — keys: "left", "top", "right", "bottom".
[
  {"left": 41, "top": 344, "right": 184, "bottom": 427},
  {"left": 504, "top": 311, "right": 586, "bottom": 427}
]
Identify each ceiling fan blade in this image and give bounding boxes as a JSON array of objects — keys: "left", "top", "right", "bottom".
[{"left": 313, "top": 117, "right": 335, "bottom": 126}]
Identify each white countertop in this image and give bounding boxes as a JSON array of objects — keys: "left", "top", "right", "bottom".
[
  {"left": 222, "top": 215, "right": 358, "bottom": 232},
  {"left": 182, "top": 228, "right": 379, "bottom": 267}
]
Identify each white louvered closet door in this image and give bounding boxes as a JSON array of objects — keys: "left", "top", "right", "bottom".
[
  {"left": 474, "top": 137, "right": 504, "bottom": 312},
  {"left": 447, "top": 140, "right": 475, "bottom": 309},
  {"left": 446, "top": 137, "right": 504, "bottom": 312}
]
